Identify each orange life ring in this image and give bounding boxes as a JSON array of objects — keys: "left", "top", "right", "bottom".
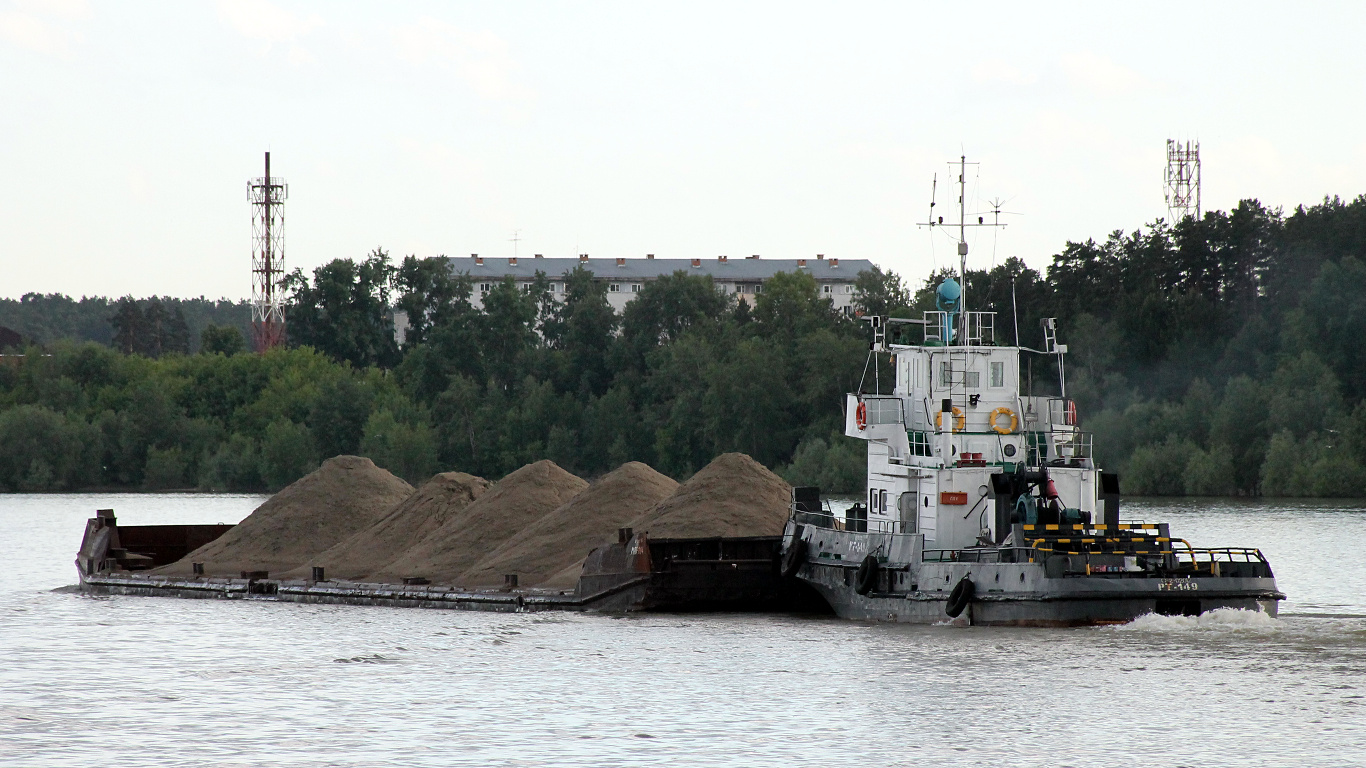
[
  {"left": 989, "top": 406, "right": 1018, "bottom": 435},
  {"left": 935, "top": 406, "right": 966, "bottom": 432},
  {"left": 1065, "top": 400, "right": 1078, "bottom": 426},
  {"left": 855, "top": 401, "right": 868, "bottom": 430}
]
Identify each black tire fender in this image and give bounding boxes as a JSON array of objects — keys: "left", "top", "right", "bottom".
[
  {"left": 781, "top": 536, "right": 808, "bottom": 579},
  {"left": 945, "top": 575, "right": 975, "bottom": 617},
  {"left": 855, "top": 553, "right": 879, "bottom": 596}
]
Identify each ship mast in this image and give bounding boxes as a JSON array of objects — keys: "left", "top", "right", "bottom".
[
  {"left": 919, "top": 153, "right": 1005, "bottom": 345},
  {"left": 956, "top": 155, "right": 969, "bottom": 344}
]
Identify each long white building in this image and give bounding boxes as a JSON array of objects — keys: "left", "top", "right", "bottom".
[{"left": 449, "top": 254, "right": 874, "bottom": 314}]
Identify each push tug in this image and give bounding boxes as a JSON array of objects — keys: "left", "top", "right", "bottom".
[{"left": 779, "top": 159, "right": 1283, "bottom": 626}]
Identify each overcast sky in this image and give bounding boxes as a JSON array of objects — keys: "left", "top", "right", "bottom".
[{"left": 3, "top": 1, "right": 1364, "bottom": 300}]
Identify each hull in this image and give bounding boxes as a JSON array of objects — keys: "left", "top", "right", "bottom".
[
  {"left": 800, "top": 562, "right": 1281, "bottom": 626},
  {"left": 787, "top": 522, "right": 1284, "bottom": 626}
]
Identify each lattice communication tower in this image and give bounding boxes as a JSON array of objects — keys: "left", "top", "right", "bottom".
[
  {"left": 248, "top": 152, "right": 288, "bottom": 351},
  {"left": 1164, "top": 139, "right": 1201, "bottom": 222}
]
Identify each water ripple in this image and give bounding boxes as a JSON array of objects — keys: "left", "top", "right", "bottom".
[{"left": 2, "top": 493, "right": 1365, "bottom": 765}]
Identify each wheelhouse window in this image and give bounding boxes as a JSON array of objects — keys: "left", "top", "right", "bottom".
[
  {"left": 990, "top": 361, "right": 1005, "bottom": 387},
  {"left": 863, "top": 397, "right": 903, "bottom": 426}
]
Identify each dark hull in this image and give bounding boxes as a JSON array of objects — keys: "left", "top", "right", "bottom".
[{"left": 800, "top": 561, "right": 1283, "bottom": 626}]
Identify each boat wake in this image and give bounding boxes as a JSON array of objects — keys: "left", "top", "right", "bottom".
[{"left": 1105, "top": 607, "right": 1278, "bottom": 632}]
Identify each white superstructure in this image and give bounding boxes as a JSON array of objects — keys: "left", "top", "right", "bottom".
[{"left": 846, "top": 311, "right": 1094, "bottom": 551}]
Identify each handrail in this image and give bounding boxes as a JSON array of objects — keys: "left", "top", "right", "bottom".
[
  {"left": 923, "top": 547, "right": 1036, "bottom": 563},
  {"left": 1173, "top": 547, "right": 1267, "bottom": 563},
  {"left": 1172, "top": 538, "right": 1195, "bottom": 563},
  {"left": 1029, "top": 537, "right": 1180, "bottom": 554},
  {"left": 1021, "top": 523, "right": 1162, "bottom": 531}
]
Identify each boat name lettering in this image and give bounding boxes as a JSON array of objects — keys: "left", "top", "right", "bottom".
[{"left": 1157, "top": 579, "right": 1198, "bottom": 592}]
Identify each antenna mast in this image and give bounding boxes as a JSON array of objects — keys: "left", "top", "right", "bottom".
[
  {"left": 249, "top": 152, "right": 288, "bottom": 352},
  {"left": 918, "top": 153, "right": 1006, "bottom": 342},
  {"left": 1164, "top": 139, "right": 1201, "bottom": 222}
]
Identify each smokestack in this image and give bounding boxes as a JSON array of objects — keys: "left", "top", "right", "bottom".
[{"left": 941, "top": 398, "right": 955, "bottom": 467}]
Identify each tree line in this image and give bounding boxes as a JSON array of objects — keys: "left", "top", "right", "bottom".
[
  {"left": 914, "top": 195, "right": 1366, "bottom": 496},
  {"left": 0, "top": 294, "right": 250, "bottom": 353},
  {"left": 3, "top": 191, "right": 1366, "bottom": 496},
  {"left": 0, "top": 258, "right": 872, "bottom": 493}
]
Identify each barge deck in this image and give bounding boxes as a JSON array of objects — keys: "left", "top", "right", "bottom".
[{"left": 75, "top": 510, "right": 827, "bottom": 615}]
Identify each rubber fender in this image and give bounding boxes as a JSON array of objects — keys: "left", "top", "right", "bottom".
[
  {"left": 781, "top": 536, "right": 808, "bottom": 579},
  {"left": 855, "top": 553, "right": 879, "bottom": 596},
  {"left": 945, "top": 575, "right": 975, "bottom": 618}
]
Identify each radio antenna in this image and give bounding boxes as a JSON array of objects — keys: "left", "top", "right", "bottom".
[
  {"left": 928, "top": 173, "right": 938, "bottom": 229},
  {"left": 917, "top": 153, "right": 1007, "bottom": 340}
]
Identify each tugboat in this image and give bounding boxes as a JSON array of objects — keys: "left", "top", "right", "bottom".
[{"left": 779, "top": 157, "right": 1284, "bottom": 626}]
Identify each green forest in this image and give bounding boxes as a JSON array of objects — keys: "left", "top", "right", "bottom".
[
  {"left": 3, "top": 193, "right": 1366, "bottom": 497},
  {"left": 0, "top": 294, "right": 251, "bottom": 351}
]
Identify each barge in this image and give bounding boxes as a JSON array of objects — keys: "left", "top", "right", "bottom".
[{"left": 76, "top": 510, "right": 824, "bottom": 614}]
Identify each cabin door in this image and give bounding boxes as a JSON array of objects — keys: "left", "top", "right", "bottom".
[
  {"left": 917, "top": 475, "right": 937, "bottom": 545},
  {"left": 897, "top": 481, "right": 918, "bottom": 534}
]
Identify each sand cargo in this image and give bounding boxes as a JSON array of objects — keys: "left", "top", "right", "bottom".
[{"left": 75, "top": 453, "right": 826, "bottom": 614}]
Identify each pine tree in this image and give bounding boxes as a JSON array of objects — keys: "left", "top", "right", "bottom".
[
  {"left": 109, "top": 298, "right": 145, "bottom": 355},
  {"left": 142, "top": 300, "right": 169, "bottom": 357}
]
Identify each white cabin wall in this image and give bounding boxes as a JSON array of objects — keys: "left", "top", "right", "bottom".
[
  {"left": 865, "top": 442, "right": 911, "bottom": 530},
  {"left": 1048, "top": 468, "right": 1095, "bottom": 517},
  {"left": 844, "top": 393, "right": 862, "bottom": 438},
  {"left": 934, "top": 468, "right": 992, "bottom": 549}
]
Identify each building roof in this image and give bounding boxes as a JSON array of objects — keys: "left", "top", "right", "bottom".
[{"left": 447, "top": 256, "right": 873, "bottom": 282}]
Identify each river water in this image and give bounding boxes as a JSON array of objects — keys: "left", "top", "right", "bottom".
[{"left": 2, "top": 493, "right": 1364, "bottom": 767}]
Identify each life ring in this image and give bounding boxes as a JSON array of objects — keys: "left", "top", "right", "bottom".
[
  {"left": 781, "top": 536, "right": 808, "bottom": 579},
  {"left": 989, "top": 406, "right": 1018, "bottom": 435},
  {"left": 855, "top": 401, "right": 868, "bottom": 430},
  {"left": 935, "top": 406, "right": 965, "bottom": 432},
  {"left": 945, "top": 575, "right": 975, "bottom": 618},
  {"left": 855, "top": 554, "right": 879, "bottom": 595},
  {"left": 1065, "top": 400, "right": 1078, "bottom": 426}
]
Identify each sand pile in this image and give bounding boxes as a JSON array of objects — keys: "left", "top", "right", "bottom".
[
  {"left": 628, "top": 452, "right": 791, "bottom": 539},
  {"left": 371, "top": 459, "right": 588, "bottom": 585},
  {"left": 157, "top": 455, "right": 414, "bottom": 576},
  {"left": 460, "top": 461, "right": 677, "bottom": 587},
  {"left": 280, "top": 472, "right": 490, "bottom": 581}
]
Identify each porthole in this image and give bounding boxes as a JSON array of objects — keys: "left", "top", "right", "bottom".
[
  {"left": 1019, "top": 572, "right": 1025, "bottom": 582},
  {"left": 1004, "top": 444, "right": 1016, "bottom": 457}
]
